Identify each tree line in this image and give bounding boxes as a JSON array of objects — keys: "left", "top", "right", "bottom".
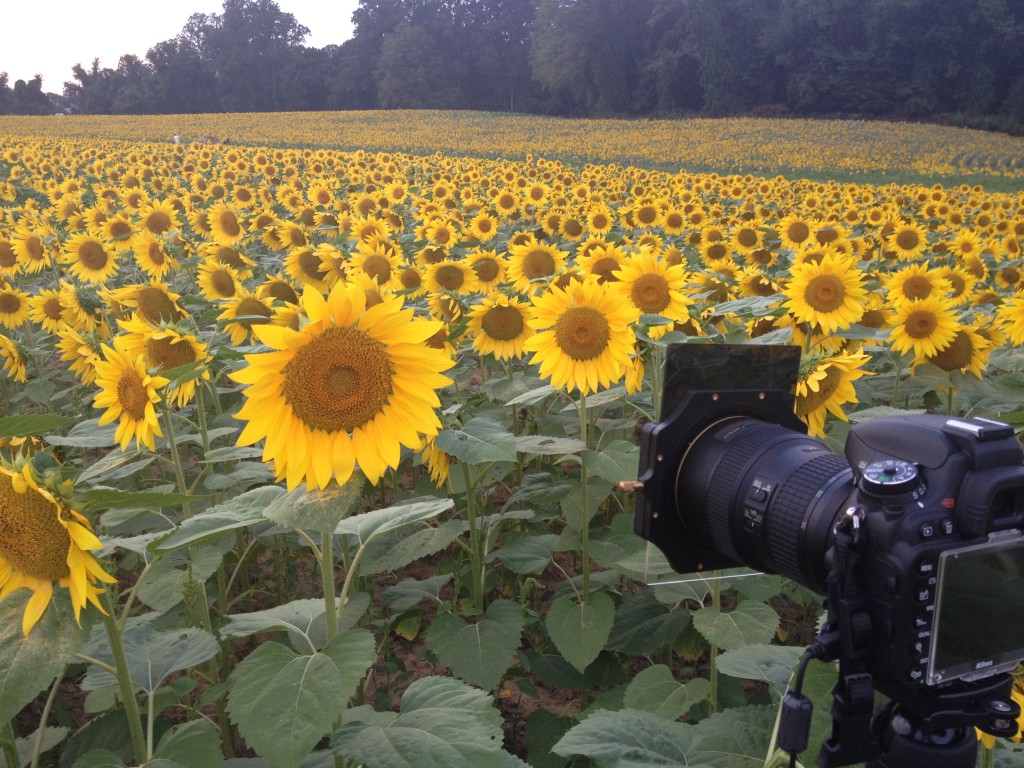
[{"left": 2, "top": 0, "right": 1023, "bottom": 134}]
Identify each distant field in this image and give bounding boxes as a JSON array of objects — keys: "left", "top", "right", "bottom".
[{"left": 1, "top": 110, "right": 1022, "bottom": 187}]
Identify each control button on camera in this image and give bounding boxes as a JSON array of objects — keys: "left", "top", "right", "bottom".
[
  {"left": 917, "top": 559, "right": 935, "bottom": 575},
  {"left": 919, "top": 523, "right": 935, "bottom": 538},
  {"left": 941, "top": 518, "right": 954, "bottom": 535},
  {"left": 915, "top": 587, "right": 931, "bottom": 603},
  {"left": 908, "top": 667, "right": 925, "bottom": 683},
  {"left": 914, "top": 614, "right": 929, "bottom": 629}
]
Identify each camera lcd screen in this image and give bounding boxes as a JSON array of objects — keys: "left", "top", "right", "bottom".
[{"left": 928, "top": 535, "right": 1024, "bottom": 685}]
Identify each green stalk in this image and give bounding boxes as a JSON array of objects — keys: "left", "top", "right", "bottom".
[
  {"left": 321, "top": 530, "right": 338, "bottom": 643},
  {"left": 461, "top": 461, "right": 484, "bottom": 611},
  {"left": 651, "top": 343, "right": 665, "bottom": 422},
  {"left": 29, "top": 666, "right": 65, "bottom": 768},
  {"left": 890, "top": 355, "right": 904, "bottom": 407},
  {"left": 981, "top": 744, "right": 994, "bottom": 768},
  {"left": 578, "top": 391, "right": 591, "bottom": 603},
  {"left": 101, "top": 594, "right": 148, "bottom": 765},
  {"left": 708, "top": 571, "right": 721, "bottom": 714},
  {"left": 1, "top": 721, "right": 19, "bottom": 768}
]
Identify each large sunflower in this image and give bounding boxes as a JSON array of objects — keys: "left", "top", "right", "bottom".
[
  {"left": 231, "top": 283, "right": 455, "bottom": 490},
  {"left": 782, "top": 252, "right": 868, "bottom": 335},
  {"left": 507, "top": 238, "right": 568, "bottom": 294},
  {"left": 795, "top": 349, "right": 872, "bottom": 438},
  {"left": 524, "top": 277, "right": 638, "bottom": 396},
  {"left": 612, "top": 248, "right": 693, "bottom": 338},
  {"left": 62, "top": 232, "right": 119, "bottom": 285},
  {"left": 0, "top": 286, "right": 31, "bottom": 329},
  {"left": 882, "top": 262, "right": 952, "bottom": 307},
  {"left": 93, "top": 335, "right": 169, "bottom": 451},
  {"left": 118, "top": 316, "right": 211, "bottom": 408},
  {"left": 887, "top": 296, "right": 961, "bottom": 359},
  {"left": 0, "top": 462, "right": 115, "bottom": 635},
  {"left": 467, "top": 293, "right": 532, "bottom": 361}
]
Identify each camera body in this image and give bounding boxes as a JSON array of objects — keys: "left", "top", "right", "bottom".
[{"left": 633, "top": 344, "right": 1024, "bottom": 755}]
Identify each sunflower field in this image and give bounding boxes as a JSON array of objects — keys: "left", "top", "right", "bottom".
[{"left": 1, "top": 114, "right": 1024, "bottom": 768}]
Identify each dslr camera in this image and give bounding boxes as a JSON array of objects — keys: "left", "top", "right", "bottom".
[{"left": 631, "top": 344, "right": 1024, "bottom": 767}]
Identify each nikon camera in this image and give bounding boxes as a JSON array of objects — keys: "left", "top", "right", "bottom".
[{"left": 631, "top": 344, "right": 1024, "bottom": 765}]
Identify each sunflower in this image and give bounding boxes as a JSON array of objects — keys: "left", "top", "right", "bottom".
[
  {"left": 283, "top": 246, "right": 335, "bottom": 292},
  {"left": 424, "top": 260, "right": 478, "bottom": 295},
  {"left": 0, "top": 233, "right": 21, "bottom": 278},
  {"left": 136, "top": 199, "right": 180, "bottom": 238},
  {"left": 996, "top": 297, "right": 1024, "bottom": 345},
  {"left": 231, "top": 283, "right": 455, "bottom": 490},
  {"left": 417, "top": 436, "right": 451, "bottom": 488},
  {"left": 782, "top": 252, "right": 868, "bottom": 335},
  {"left": 110, "top": 281, "right": 183, "bottom": 325},
  {"left": 62, "top": 232, "right": 119, "bottom": 285},
  {"left": 468, "top": 250, "right": 507, "bottom": 294},
  {"left": 258, "top": 276, "right": 300, "bottom": 306},
  {"left": 887, "top": 296, "right": 961, "bottom": 359},
  {"left": 524, "top": 277, "right": 638, "bottom": 396},
  {"left": 347, "top": 238, "right": 402, "bottom": 289},
  {"left": 882, "top": 262, "right": 952, "bottom": 307},
  {"left": 197, "top": 261, "right": 241, "bottom": 303},
  {"left": 795, "top": 349, "right": 872, "bottom": 438},
  {"left": 217, "top": 290, "right": 275, "bottom": 346},
  {"left": 207, "top": 202, "right": 247, "bottom": 246},
  {"left": 778, "top": 214, "right": 815, "bottom": 251},
  {"left": 132, "top": 232, "right": 178, "bottom": 280},
  {"left": 27, "top": 288, "right": 67, "bottom": 334},
  {"left": 468, "top": 210, "right": 499, "bottom": 243},
  {"left": 100, "top": 214, "right": 136, "bottom": 252},
  {"left": 914, "top": 325, "right": 991, "bottom": 378},
  {"left": 93, "top": 335, "right": 169, "bottom": 451},
  {"left": 613, "top": 248, "right": 692, "bottom": 338},
  {"left": 117, "top": 317, "right": 211, "bottom": 407},
  {"left": 933, "top": 264, "right": 977, "bottom": 307},
  {"left": 0, "top": 461, "right": 115, "bottom": 635},
  {"left": 12, "top": 224, "right": 54, "bottom": 273},
  {"left": 467, "top": 293, "right": 532, "bottom": 361},
  {"left": 0, "top": 334, "right": 26, "bottom": 383},
  {"left": 577, "top": 243, "right": 628, "bottom": 284},
  {"left": 886, "top": 221, "right": 929, "bottom": 261},
  {"left": 0, "top": 286, "right": 31, "bottom": 329},
  {"left": 507, "top": 238, "right": 568, "bottom": 294}
]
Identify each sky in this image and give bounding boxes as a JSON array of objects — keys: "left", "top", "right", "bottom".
[{"left": 3, "top": 1, "right": 359, "bottom": 93}]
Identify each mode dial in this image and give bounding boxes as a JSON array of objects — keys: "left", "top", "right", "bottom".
[{"left": 860, "top": 459, "right": 919, "bottom": 495}]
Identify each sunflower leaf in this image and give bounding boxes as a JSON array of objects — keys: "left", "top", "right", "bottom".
[
  {"left": 263, "top": 476, "right": 363, "bottom": 533},
  {"left": 0, "top": 413, "right": 73, "bottom": 439},
  {"left": 424, "top": 599, "right": 525, "bottom": 691},
  {"left": 83, "top": 625, "right": 219, "bottom": 694},
  {"left": 333, "top": 496, "right": 454, "bottom": 545},
  {"left": 545, "top": 592, "right": 615, "bottom": 673},
  {"left": 552, "top": 708, "right": 697, "bottom": 765},
  {"left": 154, "top": 485, "right": 285, "bottom": 551},
  {"left": 77, "top": 489, "right": 199, "bottom": 513},
  {"left": 435, "top": 417, "right": 517, "bottom": 464}
]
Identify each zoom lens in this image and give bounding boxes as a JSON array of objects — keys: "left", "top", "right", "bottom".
[{"left": 675, "top": 417, "right": 854, "bottom": 593}]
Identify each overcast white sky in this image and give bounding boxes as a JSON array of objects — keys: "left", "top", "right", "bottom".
[{"left": 3, "top": 1, "right": 359, "bottom": 93}]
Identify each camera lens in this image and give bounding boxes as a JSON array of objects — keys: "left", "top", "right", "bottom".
[{"left": 675, "top": 417, "right": 854, "bottom": 593}]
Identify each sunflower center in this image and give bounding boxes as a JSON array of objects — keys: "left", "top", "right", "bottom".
[
  {"left": 860, "top": 309, "right": 886, "bottom": 328},
  {"left": 736, "top": 228, "right": 758, "bottom": 248},
  {"left": 362, "top": 255, "right": 392, "bottom": 283},
  {"left": 78, "top": 240, "right": 109, "bottom": 270},
  {"left": 434, "top": 265, "right": 465, "bottom": 291},
  {"left": 399, "top": 268, "right": 422, "bottom": 291},
  {"left": 564, "top": 219, "right": 584, "bottom": 238},
  {"left": 786, "top": 222, "right": 810, "bottom": 244},
  {"left": 705, "top": 243, "right": 728, "bottom": 262},
  {"left": 589, "top": 257, "right": 620, "bottom": 283},
  {"left": 268, "top": 281, "right": 299, "bottom": 304},
  {"left": 662, "top": 213, "right": 681, "bottom": 230},
  {"left": 147, "top": 211, "right": 172, "bottom": 234},
  {"left": 904, "top": 309, "right": 938, "bottom": 339},
  {"left": 481, "top": 305, "right": 525, "bottom": 341},
  {"left": 218, "top": 210, "right": 241, "bottom": 238},
  {"left": 895, "top": 229, "right": 920, "bottom": 251},
  {"left": 804, "top": 274, "right": 846, "bottom": 313},
  {"left": 795, "top": 366, "right": 843, "bottom": 416},
  {"left": 43, "top": 297, "right": 64, "bottom": 320},
  {"left": 24, "top": 236, "right": 45, "bottom": 261},
  {"left": 0, "top": 474, "right": 71, "bottom": 581},
  {"left": 296, "top": 249, "right": 323, "bottom": 280},
  {"left": 145, "top": 336, "right": 196, "bottom": 371},
  {"left": 210, "top": 269, "right": 236, "bottom": 297},
  {"left": 282, "top": 326, "right": 394, "bottom": 433},
  {"left": 146, "top": 241, "right": 166, "bottom": 265},
  {"left": 117, "top": 368, "right": 150, "bottom": 421},
  {"left": 631, "top": 273, "right": 671, "bottom": 313},
  {"left": 927, "top": 330, "right": 972, "bottom": 371},
  {"left": 136, "top": 287, "right": 180, "bottom": 324},
  {"left": 473, "top": 257, "right": 500, "bottom": 283},
  {"left": 108, "top": 222, "right": 132, "bottom": 240},
  {"left": 1000, "top": 267, "right": 1021, "bottom": 286},
  {"left": 522, "top": 249, "right": 555, "bottom": 280},
  {"left": 901, "top": 276, "right": 934, "bottom": 301},
  {"left": 0, "top": 293, "right": 21, "bottom": 314},
  {"left": 636, "top": 205, "right": 658, "bottom": 225},
  {"left": 554, "top": 306, "right": 611, "bottom": 361},
  {"left": 0, "top": 242, "right": 16, "bottom": 267}
]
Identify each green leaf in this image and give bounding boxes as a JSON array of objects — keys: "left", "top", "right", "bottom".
[
  {"left": 360, "top": 518, "right": 465, "bottom": 575},
  {"left": 2, "top": 726, "right": 69, "bottom": 768},
  {"left": 435, "top": 417, "right": 517, "bottom": 464},
  {"left": 489, "top": 533, "right": 558, "bottom": 575},
  {"left": 688, "top": 705, "right": 779, "bottom": 767},
  {"left": 227, "top": 641, "right": 345, "bottom": 768},
  {"left": 153, "top": 719, "right": 224, "bottom": 768},
  {"left": 0, "top": 413, "right": 73, "bottom": 439},
  {"left": 0, "top": 590, "right": 89, "bottom": 724},
  {"left": 623, "top": 664, "right": 711, "bottom": 721},
  {"left": 154, "top": 486, "right": 285, "bottom": 551},
  {"left": 319, "top": 628, "right": 378, "bottom": 705},
  {"left": 560, "top": 479, "right": 611, "bottom": 531},
  {"left": 381, "top": 574, "right": 451, "bottom": 611},
  {"left": 606, "top": 590, "right": 690, "bottom": 656},
  {"left": 330, "top": 676, "right": 527, "bottom": 768},
  {"left": 505, "top": 385, "right": 558, "bottom": 406},
  {"left": 135, "top": 544, "right": 227, "bottom": 612},
  {"left": 43, "top": 420, "right": 116, "bottom": 448},
  {"left": 545, "top": 592, "right": 615, "bottom": 673},
  {"left": 715, "top": 644, "right": 803, "bottom": 694},
  {"left": 425, "top": 600, "right": 524, "bottom": 691},
  {"left": 334, "top": 496, "right": 454, "bottom": 544},
  {"left": 200, "top": 445, "right": 264, "bottom": 463},
  {"left": 524, "top": 710, "right": 573, "bottom": 768},
  {"left": 83, "top": 625, "right": 219, "bottom": 693},
  {"left": 77, "top": 489, "right": 198, "bottom": 513},
  {"left": 582, "top": 441, "right": 639, "bottom": 485},
  {"left": 589, "top": 514, "right": 648, "bottom": 574},
  {"left": 263, "top": 477, "right": 363, "bottom": 534},
  {"left": 219, "top": 599, "right": 326, "bottom": 639},
  {"left": 692, "top": 600, "right": 780, "bottom": 651},
  {"left": 65, "top": 748, "right": 126, "bottom": 768},
  {"left": 76, "top": 452, "right": 156, "bottom": 485},
  {"left": 553, "top": 708, "right": 697, "bottom": 766},
  {"left": 514, "top": 435, "right": 586, "bottom": 455}
]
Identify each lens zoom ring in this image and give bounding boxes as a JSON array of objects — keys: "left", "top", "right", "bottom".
[{"left": 766, "top": 453, "right": 850, "bottom": 583}]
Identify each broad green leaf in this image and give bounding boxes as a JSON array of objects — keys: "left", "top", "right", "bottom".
[
  {"left": 553, "top": 708, "right": 697, "bottom": 766},
  {"left": 381, "top": 574, "right": 452, "bottom": 611},
  {"left": 76, "top": 452, "right": 156, "bottom": 485},
  {"left": 334, "top": 496, "right": 453, "bottom": 544},
  {"left": 733, "top": 574, "right": 783, "bottom": 603},
  {"left": 78, "top": 489, "right": 198, "bottom": 513},
  {"left": 202, "top": 462, "right": 273, "bottom": 492},
  {"left": 44, "top": 420, "right": 116, "bottom": 448},
  {"left": 582, "top": 441, "right": 640, "bottom": 485},
  {"left": 0, "top": 413, "right": 72, "bottom": 439},
  {"left": 83, "top": 625, "right": 219, "bottom": 693},
  {"left": 0, "top": 590, "right": 90, "bottom": 724},
  {"left": 263, "top": 477, "right": 363, "bottom": 533},
  {"left": 623, "top": 664, "right": 711, "bottom": 721},
  {"left": 135, "top": 542, "right": 229, "bottom": 612},
  {"left": 319, "top": 628, "right": 378, "bottom": 705},
  {"left": 505, "top": 384, "right": 557, "bottom": 406},
  {"left": 546, "top": 592, "right": 615, "bottom": 673},
  {"left": 219, "top": 599, "right": 326, "bottom": 639},
  {"left": 514, "top": 435, "right": 586, "bottom": 455},
  {"left": 606, "top": 590, "right": 690, "bottom": 656},
  {"left": 692, "top": 600, "right": 780, "bottom": 651},
  {"left": 2, "top": 726, "right": 69, "bottom": 768},
  {"left": 489, "top": 533, "right": 558, "bottom": 574},
  {"left": 560, "top": 479, "right": 611, "bottom": 531},
  {"left": 561, "top": 386, "right": 627, "bottom": 411},
  {"left": 154, "top": 485, "right": 285, "bottom": 551},
  {"left": 330, "top": 676, "right": 527, "bottom": 768},
  {"left": 153, "top": 719, "right": 223, "bottom": 768},
  {"left": 688, "top": 705, "right": 778, "bottom": 767},
  {"left": 589, "top": 513, "right": 647, "bottom": 573},
  {"left": 715, "top": 644, "right": 803, "bottom": 694},
  {"left": 227, "top": 641, "right": 344, "bottom": 768},
  {"left": 435, "top": 417, "right": 517, "bottom": 464},
  {"left": 199, "top": 445, "right": 264, "bottom": 463},
  {"left": 360, "top": 518, "right": 465, "bottom": 574},
  {"left": 524, "top": 710, "right": 573, "bottom": 768},
  {"left": 425, "top": 600, "right": 524, "bottom": 691},
  {"left": 63, "top": 748, "right": 126, "bottom": 768}
]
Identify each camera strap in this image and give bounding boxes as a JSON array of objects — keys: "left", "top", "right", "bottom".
[{"left": 818, "top": 506, "right": 881, "bottom": 766}]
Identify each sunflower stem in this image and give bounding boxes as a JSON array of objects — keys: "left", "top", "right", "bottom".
[
  {"left": 981, "top": 742, "right": 994, "bottom": 768},
  {"left": 461, "top": 461, "right": 485, "bottom": 611},
  {"left": 100, "top": 593, "right": 148, "bottom": 765},
  {"left": 708, "top": 571, "right": 721, "bottom": 714},
  {"left": 321, "top": 530, "right": 338, "bottom": 643},
  {"left": 578, "top": 391, "right": 591, "bottom": 603},
  {"left": 1, "top": 721, "right": 19, "bottom": 768},
  {"left": 651, "top": 343, "right": 665, "bottom": 422}
]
